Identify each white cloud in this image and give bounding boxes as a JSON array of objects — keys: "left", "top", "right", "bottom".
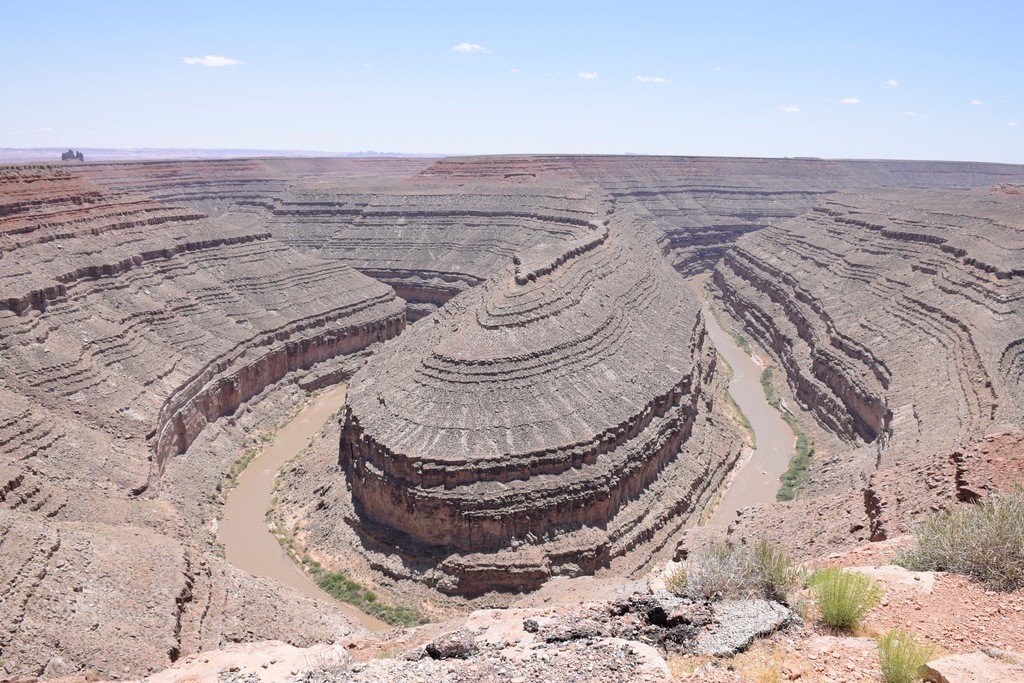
[
  {"left": 452, "top": 43, "right": 489, "bottom": 53},
  {"left": 839, "top": 97, "right": 861, "bottom": 104},
  {"left": 363, "top": 63, "right": 372, "bottom": 69},
  {"left": 182, "top": 55, "right": 243, "bottom": 67},
  {"left": 578, "top": 71, "right": 598, "bottom": 79},
  {"left": 509, "top": 67, "right": 520, "bottom": 73},
  {"left": 1008, "top": 121, "right": 1019, "bottom": 127},
  {"left": 901, "top": 111, "right": 916, "bottom": 116},
  {"left": 33, "top": 126, "right": 54, "bottom": 133},
  {"left": 715, "top": 66, "right": 727, "bottom": 72},
  {"left": 882, "top": 79, "right": 899, "bottom": 89},
  {"left": 971, "top": 99, "right": 982, "bottom": 105},
  {"left": 779, "top": 104, "right": 800, "bottom": 113},
  {"left": 635, "top": 75, "right": 669, "bottom": 83}
]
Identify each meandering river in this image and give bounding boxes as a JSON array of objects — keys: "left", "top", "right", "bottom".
[
  {"left": 693, "top": 279, "right": 797, "bottom": 525},
  {"left": 218, "top": 282, "right": 793, "bottom": 620},
  {"left": 218, "top": 383, "right": 389, "bottom": 631}
]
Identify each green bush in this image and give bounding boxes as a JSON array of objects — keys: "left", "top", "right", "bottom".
[
  {"left": 809, "top": 568, "right": 883, "bottom": 631},
  {"left": 895, "top": 489, "right": 1024, "bottom": 591},
  {"left": 307, "top": 562, "right": 429, "bottom": 627},
  {"left": 760, "top": 367, "right": 815, "bottom": 501},
  {"left": 666, "top": 540, "right": 802, "bottom": 603},
  {"left": 877, "top": 629, "right": 935, "bottom": 683},
  {"left": 730, "top": 330, "right": 752, "bottom": 355},
  {"left": 752, "top": 540, "right": 804, "bottom": 602},
  {"left": 776, "top": 429, "right": 813, "bottom": 501},
  {"left": 760, "top": 366, "right": 780, "bottom": 407}
]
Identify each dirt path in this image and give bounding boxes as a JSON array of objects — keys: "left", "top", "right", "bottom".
[
  {"left": 218, "top": 384, "right": 389, "bottom": 631},
  {"left": 692, "top": 279, "right": 796, "bottom": 525}
]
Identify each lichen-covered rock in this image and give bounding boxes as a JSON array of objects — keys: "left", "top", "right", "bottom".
[{"left": 425, "top": 630, "right": 479, "bottom": 660}]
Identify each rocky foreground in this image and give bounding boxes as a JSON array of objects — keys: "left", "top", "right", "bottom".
[{"left": 26, "top": 533, "right": 1020, "bottom": 683}]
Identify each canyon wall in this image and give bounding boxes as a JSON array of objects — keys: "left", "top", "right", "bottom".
[
  {"left": 3, "top": 155, "right": 1023, "bottom": 676},
  {"left": 267, "top": 185, "right": 600, "bottom": 320},
  {"left": 712, "top": 190, "right": 1022, "bottom": 464},
  {"left": 338, "top": 194, "right": 741, "bottom": 594},
  {"left": 0, "top": 165, "right": 406, "bottom": 678}
]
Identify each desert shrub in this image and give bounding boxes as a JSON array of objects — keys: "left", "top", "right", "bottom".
[
  {"left": 808, "top": 567, "right": 883, "bottom": 631},
  {"left": 752, "top": 540, "right": 804, "bottom": 602},
  {"left": 667, "top": 541, "right": 802, "bottom": 602},
  {"left": 877, "top": 629, "right": 934, "bottom": 683},
  {"left": 669, "top": 542, "right": 755, "bottom": 599},
  {"left": 760, "top": 367, "right": 814, "bottom": 501},
  {"left": 303, "top": 649, "right": 352, "bottom": 677},
  {"left": 664, "top": 562, "right": 690, "bottom": 596},
  {"left": 895, "top": 489, "right": 1024, "bottom": 590},
  {"left": 309, "top": 563, "right": 429, "bottom": 626}
]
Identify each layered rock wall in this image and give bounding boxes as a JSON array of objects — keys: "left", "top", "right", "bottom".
[
  {"left": 712, "top": 191, "right": 1023, "bottom": 465},
  {"left": 338, "top": 196, "right": 741, "bottom": 594},
  {"left": 0, "top": 165, "right": 405, "bottom": 676}
]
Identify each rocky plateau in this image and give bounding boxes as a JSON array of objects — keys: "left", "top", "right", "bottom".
[{"left": 0, "top": 155, "right": 1022, "bottom": 682}]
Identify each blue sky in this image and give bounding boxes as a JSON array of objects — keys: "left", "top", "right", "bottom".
[{"left": 2, "top": 1, "right": 1022, "bottom": 162}]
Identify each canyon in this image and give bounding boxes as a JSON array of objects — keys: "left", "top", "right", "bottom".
[{"left": 0, "top": 155, "right": 1022, "bottom": 680}]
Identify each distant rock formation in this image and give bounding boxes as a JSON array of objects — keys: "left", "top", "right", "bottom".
[{"left": 60, "top": 149, "right": 84, "bottom": 161}]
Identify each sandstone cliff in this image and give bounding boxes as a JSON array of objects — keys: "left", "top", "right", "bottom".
[{"left": 0, "top": 165, "right": 406, "bottom": 678}]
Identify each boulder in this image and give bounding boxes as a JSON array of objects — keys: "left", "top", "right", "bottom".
[{"left": 924, "top": 650, "right": 1024, "bottom": 683}]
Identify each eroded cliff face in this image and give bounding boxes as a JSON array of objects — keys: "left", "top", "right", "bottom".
[
  {"left": 336, "top": 193, "right": 741, "bottom": 594},
  {"left": 0, "top": 165, "right": 405, "bottom": 678},
  {"left": 415, "top": 155, "right": 1024, "bottom": 276},
  {"left": 3, "top": 156, "right": 1024, "bottom": 678},
  {"left": 712, "top": 191, "right": 1022, "bottom": 465},
  {"left": 267, "top": 185, "right": 600, "bottom": 321}
]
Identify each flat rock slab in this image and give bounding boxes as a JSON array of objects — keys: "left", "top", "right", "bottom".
[
  {"left": 848, "top": 564, "right": 936, "bottom": 593},
  {"left": 924, "top": 650, "right": 1024, "bottom": 683},
  {"left": 696, "top": 599, "right": 798, "bottom": 657}
]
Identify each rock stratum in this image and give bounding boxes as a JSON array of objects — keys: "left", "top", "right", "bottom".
[
  {"left": 0, "top": 155, "right": 1022, "bottom": 681},
  {"left": 0, "top": 165, "right": 404, "bottom": 678},
  {"left": 713, "top": 190, "right": 1022, "bottom": 460},
  {"left": 339, "top": 194, "right": 738, "bottom": 595}
]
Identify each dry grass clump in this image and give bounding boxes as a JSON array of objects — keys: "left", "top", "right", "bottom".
[
  {"left": 877, "top": 629, "right": 934, "bottom": 683},
  {"left": 666, "top": 540, "right": 803, "bottom": 602},
  {"left": 896, "top": 489, "right": 1024, "bottom": 591},
  {"left": 752, "top": 541, "right": 803, "bottom": 602},
  {"left": 808, "top": 568, "right": 883, "bottom": 631},
  {"left": 731, "top": 641, "right": 786, "bottom": 683},
  {"left": 665, "top": 653, "right": 712, "bottom": 680}
]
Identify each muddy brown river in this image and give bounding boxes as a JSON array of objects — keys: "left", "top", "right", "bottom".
[
  {"left": 693, "top": 279, "right": 797, "bottom": 525},
  {"left": 219, "top": 283, "right": 792, "bottom": 619},
  {"left": 218, "top": 384, "right": 389, "bottom": 631}
]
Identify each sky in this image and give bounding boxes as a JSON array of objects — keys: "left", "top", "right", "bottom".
[{"left": 1, "top": 1, "right": 1022, "bottom": 162}]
